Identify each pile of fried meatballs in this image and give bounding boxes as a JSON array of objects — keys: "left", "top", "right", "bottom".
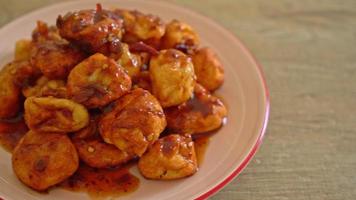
[{"left": 0, "top": 4, "right": 227, "bottom": 191}]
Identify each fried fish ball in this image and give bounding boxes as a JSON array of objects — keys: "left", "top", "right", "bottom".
[
  {"left": 56, "top": 5, "right": 124, "bottom": 56},
  {"left": 12, "top": 131, "right": 78, "bottom": 191},
  {"left": 99, "top": 88, "right": 166, "bottom": 157},
  {"left": 0, "top": 63, "right": 21, "bottom": 119},
  {"left": 15, "top": 39, "right": 34, "bottom": 61},
  {"left": 22, "top": 76, "right": 67, "bottom": 98},
  {"left": 67, "top": 53, "right": 132, "bottom": 108},
  {"left": 138, "top": 134, "right": 197, "bottom": 180},
  {"left": 165, "top": 84, "right": 227, "bottom": 134},
  {"left": 115, "top": 9, "right": 165, "bottom": 48},
  {"left": 115, "top": 43, "right": 142, "bottom": 79},
  {"left": 149, "top": 49, "right": 195, "bottom": 107},
  {"left": 73, "top": 119, "right": 133, "bottom": 168},
  {"left": 161, "top": 20, "right": 200, "bottom": 53},
  {"left": 30, "top": 39, "right": 84, "bottom": 79},
  {"left": 192, "top": 47, "right": 224, "bottom": 91},
  {"left": 24, "top": 97, "right": 89, "bottom": 133}
]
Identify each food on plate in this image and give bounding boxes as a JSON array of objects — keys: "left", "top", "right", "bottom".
[
  {"left": 67, "top": 53, "right": 132, "bottom": 108},
  {"left": 12, "top": 131, "right": 78, "bottom": 191},
  {"left": 99, "top": 88, "right": 166, "bottom": 156},
  {"left": 192, "top": 47, "right": 224, "bottom": 91},
  {"left": 149, "top": 49, "right": 195, "bottom": 107},
  {"left": 138, "top": 134, "right": 197, "bottom": 179},
  {"left": 0, "top": 3, "right": 228, "bottom": 196},
  {"left": 165, "top": 84, "right": 227, "bottom": 134},
  {"left": 22, "top": 76, "right": 67, "bottom": 98},
  {"left": 24, "top": 97, "right": 89, "bottom": 133},
  {"left": 114, "top": 9, "right": 165, "bottom": 48},
  {"left": 56, "top": 4, "right": 124, "bottom": 57},
  {"left": 115, "top": 43, "right": 142, "bottom": 79},
  {"left": 30, "top": 21, "right": 85, "bottom": 79},
  {"left": 161, "top": 19, "right": 200, "bottom": 53},
  {"left": 0, "top": 63, "right": 22, "bottom": 118},
  {"left": 72, "top": 118, "right": 133, "bottom": 168}
]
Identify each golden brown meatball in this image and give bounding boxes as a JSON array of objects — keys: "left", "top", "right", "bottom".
[
  {"left": 30, "top": 39, "right": 85, "bottom": 79},
  {"left": 114, "top": 43, "right": 142, "bottom": 79},
  {"left": 192, "top": 47, "right": 224, "bottom": 91},
  {"left": 114, "top": 9, "right": 165, "bottom": 49},
  {"left": 0, "top": 63, "right": 21, "bottom": 119},
  {"left": 67, "top": 53, "right": 132, "bottom": 108},
  {"left": 56, "top": 4, "right": 124, "bottom": 56},
  {"left": 72, "top": 118, "right": 133, "bottom": 168},
  {"left": 24, "top": 97, "right": 89, "bottom": 133},
  {"left": 165, "top": 84, "right": 227, "bottom": 134},
  {"left": 138, "top": 134, "right": 197, "bottom": 180},
  {"left": 12, "top": 131, "right": 78, "bottom": 191},
  {"left": 99, "top": 88, "right": 166, "bottom": 157},
  {"left": 149, "top": 49, "right": 195, "bottom": 107},
  {"left": 22, "top": 76, "right": 67, "bottom": 98},
  {"left": 161, "top": 20, "right": 200, "bottom": 53}
]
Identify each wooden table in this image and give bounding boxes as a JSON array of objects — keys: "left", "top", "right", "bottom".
[{"left": 1, "top": 0, "right": 355, "bottom": 199}]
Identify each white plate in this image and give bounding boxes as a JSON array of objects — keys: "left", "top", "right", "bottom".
[{"left": 0, "top": 0, "right": 270, "bottom": 199}]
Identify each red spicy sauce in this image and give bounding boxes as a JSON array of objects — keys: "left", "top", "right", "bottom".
[{"left": 61, "top": 163, "right": 139, "bottom": 199}]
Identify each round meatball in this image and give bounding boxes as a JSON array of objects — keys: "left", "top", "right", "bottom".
[
  {"left": 67, "top": 53, "right": 132, "bottom": 108},
  {"left": 72, "top": 118, "right": 133, "bottom": 168},
  {"left": 0, "top": 63, "right": 21, "bottom": 118},
  {"left": 24, "top": 97, "right": 89, "bottom": 133},
  {"left": 192, "top": 47, "right": 224, "bottom": 91},
  {"left": 56, "top": 5, "right": 124, "bottom": 56},
  {"left": 161, "top": 20, "right": 200, "bottom": 53},
  {"left": 99, "top": 88, "right": 166, "bottom": 157},
  {"left": 12, "top": 131, "right": 78, "bottom": 191},
  {"left": 138, "top": 134, "right": 197, "bottom": 180},
  {"left": 149, "top": 49, "right": 195, "bottom": 107},
  {"left": 165, "top": 84, "right": 227, "bottom": 134},
  {"left": 22, "top": 76, "right": 67, "bottom": 98},
  {"left": 115, "top": 9, "right": 165, "bottom": 48},
  {"left": 30, "top": 39, "right": 84, "bottom": 79}
]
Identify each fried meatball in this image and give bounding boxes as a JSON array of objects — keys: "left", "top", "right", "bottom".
[
  {"left": 149, "top": 49, "right": 195, "bottom": 107},
  {"left": 24, "top": 97, "right": 89, "bottom": 133},
  {"left": 161, "top": 20, "right": 200, "bottom": 53},
  {"left": 56, "top": 5, "right": 124, "bottom": 56},
  {"left": 14, "top": 39, "right": 34, "bottom": 61},
  {"left": 99, "top": 88, "right": 166, "bottom": 157},
  {"left": 165, "top": 84, "right": 227, "bottom": 134},
  {"left": 67, "top": 53, "right": 132, "bottom": 108},
  {"left": 12, "top": 131, "right": 78, "bottom": 191},
  {"left": 192, "top": 47, "right": 224, "bottom": 91},
  {"left": 30, "top": 39, "right": 84, "bottom": 79},
  {"left": 22, "top": 76, "right": 67, "bottom": 98},
  {"left": 115, "top": 9, "right": 165, "bottom": 48},
  {"left": 0, "top": 63, "right": 21, "bottom": 119},
  {"left": 138, "top": 134, "right": 197, "bottom": 180},
  {"left": 115, "top": 43, "right": 142, "bottom": 79},
  {"left": 72, "top": 118, "right": 133, "bottom": 168}
]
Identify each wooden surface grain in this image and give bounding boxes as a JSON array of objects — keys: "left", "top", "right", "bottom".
[{"left": 1, "top": 0, "right": 355, "bottom": 199}]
